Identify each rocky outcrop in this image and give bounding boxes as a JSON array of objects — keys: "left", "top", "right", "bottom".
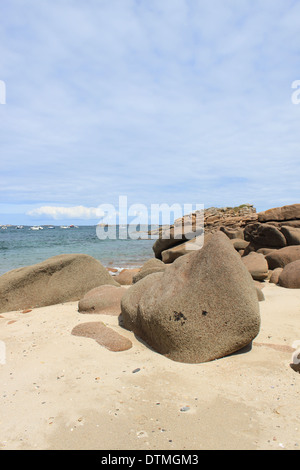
[
  {"left": 203, "top": 204, "right": 257, "bottom": 234},
  {"left": 149, "top": 203, "right": 300, "bottom": 292},
  {"left": 244, "top": 204, "right": 300, "bottom": 252},
  {"left": 0, "top": 254, "right": 120, "bottom": 314},
  {"left": 152, "top": 204, "right": 257, "bottom": 260},
  {"left": 151, "top": 204, "right": 300, "bottom": 263},
  {"left": 121, "top": 232, "right": 260, "bottom": 364}
]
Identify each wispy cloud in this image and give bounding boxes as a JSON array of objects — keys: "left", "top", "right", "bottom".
[{"left": 0, "top": 0, "right": 300, "bottom": 224}]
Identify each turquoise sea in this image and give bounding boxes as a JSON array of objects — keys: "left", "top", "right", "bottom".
[{"left": 0, "top": 225, "right": 155, "bottom": 276}]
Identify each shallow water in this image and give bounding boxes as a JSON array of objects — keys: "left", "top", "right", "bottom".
[{"left": 0, "top": 225, "right": 155, "bottom": 275}]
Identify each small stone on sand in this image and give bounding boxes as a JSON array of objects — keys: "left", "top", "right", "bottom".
[{"left": 71, "top": 322, "right": 132, "bottom": 352}]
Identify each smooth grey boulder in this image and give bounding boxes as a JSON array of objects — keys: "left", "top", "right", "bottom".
[
  {"left": 121, "top": 232, "right": 260, "bottom": 364},
  {"left": 265, "top": 246, "right": 300, "bottom": 269},
  {"left": 244, "top": 223, "right": 287, "bottom": 249},
  {"left": 0, "top": 254, "right": 119, "bottom": 313},
  {"left": 258, "top": 204, "right": 300, "bottom": 222},
  {"left": 242, "top": 252, "right": 269, "bottom": 281},
  {"left": 278, "top": 260, "right": 300, "bottom": 289},
  {"left": 280, "top": 226, "right": 300, "bottom": 245},
  {"left": 78, "top": 284, "right": 127, "bottom": 315}
]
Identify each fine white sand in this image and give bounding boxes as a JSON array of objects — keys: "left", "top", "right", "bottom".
[{"left": 0, "top": 282, "right": 299, "bottom": 450}]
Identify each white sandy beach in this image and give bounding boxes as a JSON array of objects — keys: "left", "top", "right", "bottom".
[{"left": 0, "top": 282, "right": 299, "bottom": 451}]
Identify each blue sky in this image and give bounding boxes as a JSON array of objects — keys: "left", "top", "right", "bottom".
[{"left": 0, "top": 0, "right": 300, "bottom": 225}]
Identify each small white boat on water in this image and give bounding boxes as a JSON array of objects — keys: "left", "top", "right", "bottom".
[
  {"left": 60, "top": 226, "right": 70, "bottom": 229},
  {"left": 30, "top": 226, "right": 43, "bottom": 231}
]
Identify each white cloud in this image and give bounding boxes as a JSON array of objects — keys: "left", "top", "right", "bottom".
[{"left": 27, "top": 205, "right": 106, "bottom": 220}]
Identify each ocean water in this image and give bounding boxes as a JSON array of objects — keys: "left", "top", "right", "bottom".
[{"left": 0, "top": 225, "right": 156, "bottom": 276}]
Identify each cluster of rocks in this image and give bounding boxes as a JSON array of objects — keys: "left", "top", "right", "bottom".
[
  {"left": 0, "top": 254, "right": 134, "bottom": 352},
  {"left": 119, "top": 203, "right": 300, "bottom": 363},
  {"left": 244, "top": 204, "right": 300, "bottom": 288},
  {"left": 152, "top": 204, "right": 258, "bottom": 263},
  {"left": 244, "top": 204, "right": 300, "bottom": 251},
  {"left": 1, "top": 203, "right": 299, "bottom": 364},
  {"left": 150, "top": 203, "right": 300, "bottom": 289},
  {"left": 202, "top": 203, "right": 258, "bottom": 235}
]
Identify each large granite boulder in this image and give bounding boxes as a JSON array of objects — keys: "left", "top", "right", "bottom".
[
  {"left": 244, "top": 223, "right": 287, "bottom": 249},
  {"left": 278, "top": 260, "right": 300, "bottom": 289},
  {"left": 0, "top": 254, "right": 119, "bottom": 313},
  {"left": 121, "top": 232, "right": 260, "bottom": 364},
  {"left": 258, "top": 204, "right": 300, "bottom": 222},
  {"left": 265, "top": 246, "right": 300, "bottom": 269},
  {"left": 241, "top": 252, "right": 269, "bottom": 281}
]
